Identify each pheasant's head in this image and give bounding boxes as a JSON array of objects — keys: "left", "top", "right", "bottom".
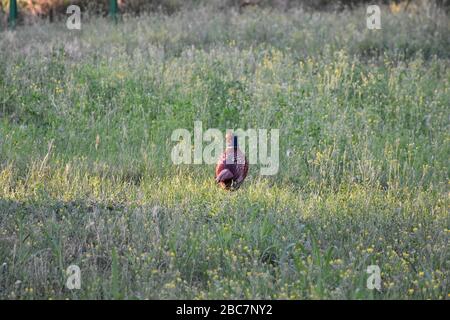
[{"left": 226, "top": 131, "right": 238, "bottom": 149}]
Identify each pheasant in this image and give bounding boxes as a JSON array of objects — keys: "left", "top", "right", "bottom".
[{"left": 215, "top": 132, "right": 249, "bottom": 190}]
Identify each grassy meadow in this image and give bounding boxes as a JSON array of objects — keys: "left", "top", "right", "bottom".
[{"left": 0, "top": 4, "right": 449, "bottom": 299}]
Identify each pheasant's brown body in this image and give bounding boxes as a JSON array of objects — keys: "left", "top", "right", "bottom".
[{"left": 215, "top": 134, "right": 249, "bottom": 190}]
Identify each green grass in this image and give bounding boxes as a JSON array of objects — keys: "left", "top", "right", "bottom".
[{"left": 0, "top": 5, "right": 449, "bottom": 299}]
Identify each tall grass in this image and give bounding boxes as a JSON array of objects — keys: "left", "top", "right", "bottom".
[{"left": 0, "top": 5, "right": 448, "bottom": 299}]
